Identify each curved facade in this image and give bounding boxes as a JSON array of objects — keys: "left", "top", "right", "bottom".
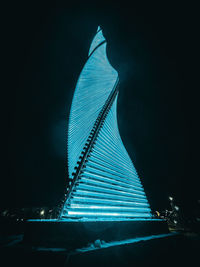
[{"left": 60, "top": 27, "right": 151, "bottom": 220}]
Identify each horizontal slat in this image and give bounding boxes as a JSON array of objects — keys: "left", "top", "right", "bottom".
[
  {"left": 80, "top": 176, "right": 145, "bottom": 195},
  {"left": 67, "top": 211, "right": 152, "bottom": 217},
  {"left": 87, "top": 158, "right": 137, "bottom": 180},
  {"left": 93, "top": 140, "right": 133, "bottom": 169},
  {"left": 69, "top": 204, "right": 151, "bottom": 212},
  {"left": 84, "top": 166, "right": 142, "bottom": 187},
  {"left": 71, "top": 196, "right": 150, "bottom": 207},
  {"left": 73, "top": 189, "right": 148, "bottom": 203},
  {"left": 90, "top": 146, "right": 135, "bottom": 172},
  {"left": 89, "top": 152, "right": 137, "bottom": 177},
  {"left": 82, "top": 171, "right": 142, "bottom": 191},
  {"left": 77, "top": 183, "right": 146, "bottom": 199}
]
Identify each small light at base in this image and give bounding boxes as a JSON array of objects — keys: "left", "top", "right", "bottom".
[{"left": 40, "top": 210, "right": 45, "bottom": 216}]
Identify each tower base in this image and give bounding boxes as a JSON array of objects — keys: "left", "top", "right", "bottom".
[{"left": 23, "top": 218, "right": 169, "bottom": 249}]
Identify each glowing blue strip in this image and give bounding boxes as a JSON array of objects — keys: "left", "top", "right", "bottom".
[
  {"left": 89, "top": 152, "right": 137, "bottom": 177},
  {"left": 77, "top": 184, "right": 146, "bottom": 199},
  {"left": 83, "top": 166, "right": 142, "bottom": 187},
  {"left": 29, "top": 218, "right": 164, "bottom": 222},
  {"left": 92, "top": 139, "right": 135, "bottom": 171},
  {"left": 88, "top": 154, "right": 136, "bottom": 175},
  {"left": 72, "top": 190, "right": 148, "bottom": 204},
  {"left": 86, "top": 160, "right": 139, "bottom": 182},
  {"left": 79, "top": 177, "right": 145, "bottom": 195},
  {"left": 91, "top": 139, "right": 138, "bottom": 176},
  {"left": 70, "top": 196, "right": 150, "bottom": 207},
  {"left": 70, "top": 204, "right": 151, "bottom": 212},
  {"left": 67, "top": 211, "right": 152, "bottom": 217},
  {"left": 82, "top": 171, "right": 143, "bottom": 190}
]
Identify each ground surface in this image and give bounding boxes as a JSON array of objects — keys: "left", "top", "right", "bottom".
[{"left": 0, "top": 222, "right": 199, "bottom": 267}]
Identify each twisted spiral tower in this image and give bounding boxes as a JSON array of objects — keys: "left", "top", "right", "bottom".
[{"left": 60, "top": 26, "right": 152, "bottom": 220}]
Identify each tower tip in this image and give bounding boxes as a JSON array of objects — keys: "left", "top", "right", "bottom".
[{"left": 97, "top": 26, "right": 101, "bottom": 32}]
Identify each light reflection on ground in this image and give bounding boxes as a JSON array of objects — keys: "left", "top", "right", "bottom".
[{"left": 75, "top": 232, "right": 178, "bottom": 253}]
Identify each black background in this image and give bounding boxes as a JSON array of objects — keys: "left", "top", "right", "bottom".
[{"left": 1, "top": 2, "right": 199, "bottom": 217}]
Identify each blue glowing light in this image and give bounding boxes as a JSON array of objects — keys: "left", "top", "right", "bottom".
[{"left": 61, "top": 26, "right": 152, "bottom": 220}]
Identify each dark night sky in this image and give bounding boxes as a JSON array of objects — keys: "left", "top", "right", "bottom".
[{"left": 1, "top": 2, "right": 199, "bottom": 216}]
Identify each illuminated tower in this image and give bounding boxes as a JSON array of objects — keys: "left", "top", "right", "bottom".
[{"left": 59, "top": 26, "right": 152, "bottom": 220}]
